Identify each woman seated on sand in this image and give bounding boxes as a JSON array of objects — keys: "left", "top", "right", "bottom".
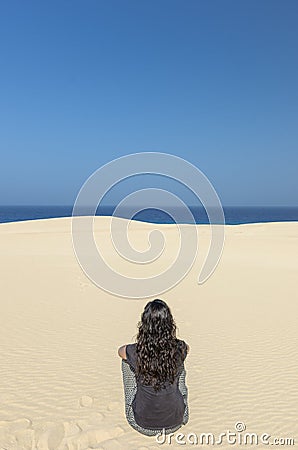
[{"left": 118, "top": 298, "right": 189, "bottom": 436}]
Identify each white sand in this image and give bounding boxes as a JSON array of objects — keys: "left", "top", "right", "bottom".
[{"left": 0, "top": 217, "right": 297, "bottom": 449}]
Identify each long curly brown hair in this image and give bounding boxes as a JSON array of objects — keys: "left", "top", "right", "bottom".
[{"left": 135, "top": 299, "right": 187, "bottom": 391}]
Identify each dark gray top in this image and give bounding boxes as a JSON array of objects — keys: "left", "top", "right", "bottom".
[{"left": 125, "top": 340, "right": 187, "bottom": 429}]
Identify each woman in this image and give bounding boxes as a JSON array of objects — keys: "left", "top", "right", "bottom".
[{"left": 118, "top": 298, "right": 189, "bottom": 436}]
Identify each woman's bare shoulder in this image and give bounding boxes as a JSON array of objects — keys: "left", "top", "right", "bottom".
[{"left": 117, "top": 344, "right": 127, "bottom": 359}]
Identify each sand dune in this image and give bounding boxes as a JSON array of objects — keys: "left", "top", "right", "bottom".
[{"left": 0, "top": 217, "right": 297, "bottom": 449}]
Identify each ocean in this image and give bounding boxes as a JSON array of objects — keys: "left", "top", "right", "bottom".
[{"left": 0, "top": 205, "right": 298, "bottom": 225}]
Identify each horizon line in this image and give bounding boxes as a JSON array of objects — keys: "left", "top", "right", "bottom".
[{"left": 1, "top": 204, "right": 298, "bottom": 208}]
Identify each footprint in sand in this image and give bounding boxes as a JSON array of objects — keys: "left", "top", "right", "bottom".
[
  {"left": 67, "top": 425, "right": 124, "bottom": 449},
  {"left": 63, "top": 420, "right": 81, "bottom": 437},
  {"left": 0, "top": 418, "right": 32, "bottom": 433},
  {"left": 79, "top": 395, "right": 93, "bottom": 407},
  {"left": 35, "top": 422, "right": 64, "bottom": 450},
  {"left": 15, "top": 428, "right": 35, "bottom": 449}
]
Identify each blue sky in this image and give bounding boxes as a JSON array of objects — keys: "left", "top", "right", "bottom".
[{"left": 0, "top": 0, "right": 297, "bottom": 206}]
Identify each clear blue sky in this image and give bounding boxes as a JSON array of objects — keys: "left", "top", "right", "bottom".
[{"left": 0, "top": 0, "right": 297, "bottom": 206}]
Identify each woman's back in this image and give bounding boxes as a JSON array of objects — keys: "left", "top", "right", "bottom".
[
  {"left": 125, "top": 339, "right": 188, "bottom": 429},
  {"left": 118, "top": 299, "right": 190, "bottom": 433}
]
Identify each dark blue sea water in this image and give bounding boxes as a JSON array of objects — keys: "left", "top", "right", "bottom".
[{"left": 0, "top": 205, "right": 298, "bottom": 225}]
